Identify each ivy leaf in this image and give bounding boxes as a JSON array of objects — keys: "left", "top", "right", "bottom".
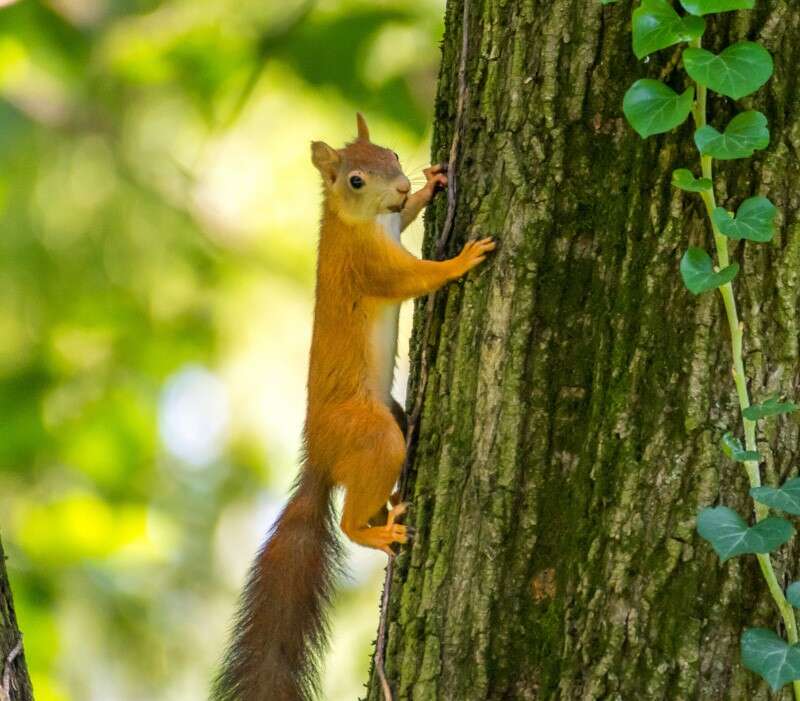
[
  {"left": 694, "top": 111, "right": 770, "bottom": 160},
  {"left": 680, "top": 247, "right": 739, "bottom": 295},
  {"left": 787, "top": 583, "right": 800, "bottom": 608},
  {"left": 672, "top": 168, "right": 713, "bottom": 192},
  {"left": 743, "top": 394, "right": 798, "bottom": 421},
  {"left": 680, "top": 0, "right": 755, "bottom": 15},
  {"left": 697, "top": 506, "right": 794, "bottom": 562},
  {"left": 751, "top": 478, "right": 800, "bottom": 516},
  {"left": 684, "top": 42, "right": 773, "bottom": 100},
  {"left": 712, "top": 197, "right": 777, "bottom": 243},
  {"left": 623, "top": 80, "right": 694, "bottom": 138},
  {"left": 721, "top": 432, "right": 760, "bottom": 462},
  {"left": 741, "top": 628, "right": 800, "bottom": 692},
  {"left": 633, "top": 0, "right": 706, "bottom": 59}
]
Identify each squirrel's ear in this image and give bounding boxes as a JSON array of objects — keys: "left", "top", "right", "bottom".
[
  {"left": 311, "top": 141, "right": 340, "bottom": 184},
  {"left": 356, "top": 112, "right": 370, "bottom": 142}
]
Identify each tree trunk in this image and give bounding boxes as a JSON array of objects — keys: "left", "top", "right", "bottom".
[
  {"left": 368, "top": 1, "right": 800, "bottom": 699},
  {"left": 0, "top": 535, "right": 33, "bottom": 701}
]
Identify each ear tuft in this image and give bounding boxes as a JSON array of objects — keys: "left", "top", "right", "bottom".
[
  {"left": 311, "top": 141, "right": 340, "bottom": 184},
  {"left": 356, "top": 112, "right": 370, "bottom": 142}
]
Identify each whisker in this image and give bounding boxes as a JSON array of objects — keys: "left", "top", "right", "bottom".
[{"left": 404, "top": 163, "right": 428, "bottom": 176}]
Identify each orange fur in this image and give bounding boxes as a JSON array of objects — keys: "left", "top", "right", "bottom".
[
  {"left": 211, "top": 114, "right": 494, "bottom": 701},
  {"left": 306, "top": 201, "right": 488, "bottom": 551}
]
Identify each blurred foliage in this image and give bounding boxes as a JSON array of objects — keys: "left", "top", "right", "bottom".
[{"left": 0, "top": 0, "right": 443, "bottom": 699}]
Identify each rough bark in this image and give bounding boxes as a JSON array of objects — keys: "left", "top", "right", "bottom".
[
  {"left": 368, "top": 1, "right": 800, "bottom": 699},
  {"left": 0, "top": 535, "right": 33, "bottom": 701}
]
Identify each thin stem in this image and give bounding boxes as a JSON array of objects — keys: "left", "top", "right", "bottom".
[{"left": 689, "top": 37, "right": 800, "bottom": 698}]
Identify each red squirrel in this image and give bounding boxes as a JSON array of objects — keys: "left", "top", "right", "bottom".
[{"left": 211, "top": 113, "right": 495, "bottom": 701}]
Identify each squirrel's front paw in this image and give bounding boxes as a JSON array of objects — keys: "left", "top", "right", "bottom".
[
  {"left": 457, "top": 237, "right": 496, "bottom": 274},
  {"left": 423, "top": 163, "right": 448, "bottom": 196}
]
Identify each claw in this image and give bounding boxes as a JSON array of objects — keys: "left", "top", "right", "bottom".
[{"left": 390, "top": 524, "right": 409, "bottom": 543}]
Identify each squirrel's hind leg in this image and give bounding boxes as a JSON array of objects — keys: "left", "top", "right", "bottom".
[
  {"left": 340, "top": 462, "right": 409, "bottom": 555},
  {"left": 338, "top": 441, "right": 411, "bottom": 554},
  {"left": 327, "top": 401, "right": 411, "bottom": 554}
]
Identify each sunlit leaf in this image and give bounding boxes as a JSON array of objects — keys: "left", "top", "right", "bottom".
[
  {"left": 680, "top": 247, "right": 738, "bottom": 295},
  {"left": 684, "top": 42, "right": 773, "bottom": 100},
  {"left": 697, "top": 506, "right": 794, "bottom": 562},
  {"left": 632, "top": 0, "right": 705, "bottom": 59},
  {"left": 741, "top": 628, "right": 800, "bottom": 692},
  {"left": 623, "top": 79, "right": 694, "bottom": 138},
  {"left": 16, "top": 493, "right": 150, "bottom": 565}
]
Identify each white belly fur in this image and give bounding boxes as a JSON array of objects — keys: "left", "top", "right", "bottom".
[{"left": 373, "top": 213, "right": 402, "bottom": 402}]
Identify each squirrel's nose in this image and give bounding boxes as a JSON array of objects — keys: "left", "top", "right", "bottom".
[{"left": 396, "top": 177, "right": 411, "bottom": 195}]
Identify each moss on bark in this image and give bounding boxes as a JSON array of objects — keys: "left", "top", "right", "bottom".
[{"left": 368, "top": 1, "right": 800, "bottom": 699}]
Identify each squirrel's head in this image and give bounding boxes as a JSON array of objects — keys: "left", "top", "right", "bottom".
[{"left": 311, "top": 113, "right": 411, "bottom": 221}]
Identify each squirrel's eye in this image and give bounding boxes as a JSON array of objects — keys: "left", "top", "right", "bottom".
[
  {"left": 349, "top": 175, "right": 365, "bottom": 190},
  {"left": 393, "top": 151, "right": 399, "bottom": 161}
]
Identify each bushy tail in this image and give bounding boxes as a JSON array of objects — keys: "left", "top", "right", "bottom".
[{"left": 211, "top": 469, "right": 341, "bottom": 701}]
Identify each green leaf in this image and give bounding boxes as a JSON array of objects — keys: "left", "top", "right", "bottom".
[
  {"left": 712, "top": 196, "right": 776, "bottom": 242},
  {"left": 632, "top": 0, "right": 706, "bottom": 59},
  {"left": 694, "top": 111, "right": 770, "bottom": 160},
  {"left": 751, "top": 478, "right": 800, "bottom": 516},
  {"left": 721, "top": 432, "right": 760, "bottom": 462},
  {"left": 743, "top": 394, "right": 798, "bottom": 421},
  {"left": 672, "top": 168, "right": 713, "bottom": 192},
  {"left": 680, "top": 0, "right": 755, "bottom": 15},
  {"left": 623, "top": 80, "right": 694, "bottom": 138},
  {"left": 787, "top": 582, "right": 800, "bottom": 608},
  {"left": 684, "top": 42, "right": 773, "bottom": 100},
  {"left": 741, "top": 628, "right": 800, "bottom": 692},
  {"left": 697, "top": 506, "right": 794, "bottom": 562},
  {"left": 601, "top": 0, "right": 618, "bottom": 4},
  {"left": 680, "top": 247, "right": 738, "bottom": 295}
]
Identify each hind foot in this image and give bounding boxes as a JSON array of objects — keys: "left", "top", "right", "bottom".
[{"left": 346, "top": 523, "right": 411, "bottom": 556}]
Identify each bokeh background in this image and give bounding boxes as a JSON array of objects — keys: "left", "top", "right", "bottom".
[{"left": 0, "top": 0, "right": 445, "bottom": 698}]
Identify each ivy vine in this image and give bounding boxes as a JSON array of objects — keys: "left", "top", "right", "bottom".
[{"left": 606, "top": 0, "right": 800, "bottom": 694}]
